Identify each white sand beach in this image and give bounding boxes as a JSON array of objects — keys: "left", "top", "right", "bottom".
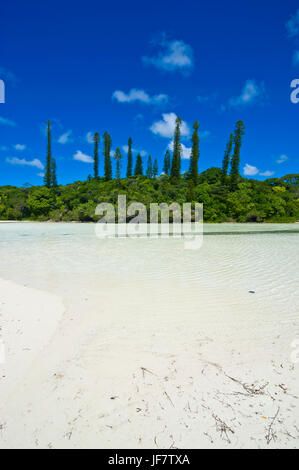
[{"left": 0, "top": 223, "right": 298, "bottom": 448}]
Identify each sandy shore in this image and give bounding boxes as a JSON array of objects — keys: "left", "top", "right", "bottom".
[{"left": 0, "top": 275, "right": 298, "bottom": 449}]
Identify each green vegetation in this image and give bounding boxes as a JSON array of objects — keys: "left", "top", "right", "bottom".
[
  {"left": 43, "top": 121, "right": 57, "bottom": 188},
  {"left": 170, "top": 116, "right": 182, "bottom": 179},
  {"left": 93, "top": 132, "right": 100, "bottom": 179},
  {"left": 0, "top": 170, "right": 298, "bottom": 222},
  {"left": 126, "top": 137, "right": 133, "bottom": 178},
  {"left": 1, "top": 118, "right": 298, "bottom": 223},
  {"left": 188, "top": 120, "right": 200, "bottom": 185}
]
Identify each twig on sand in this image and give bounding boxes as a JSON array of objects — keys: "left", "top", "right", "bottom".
[
  {"left": 265, "top": 407, "right": 280, "bottom": 445},
  {"left": 141, "top": 367, "right": 155, "bottom": 378},
  {"left": 225, "top": 373, "right": 268, "bottom": 396},
  {"left": 212, "top": 413, "right": 234, "bottom": 444},
  {"left": 164, "top": 391, "right": 175, "bottom": 407}
]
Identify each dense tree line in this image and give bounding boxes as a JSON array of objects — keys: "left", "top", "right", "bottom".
[
  {"left": 0, "top": 117, "right": 298, "bottom": 222},
  {"left": 0, "top": 170, "right": 298, "bottom": 222}
]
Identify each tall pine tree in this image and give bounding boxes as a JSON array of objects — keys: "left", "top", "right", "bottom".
[
  {"left": 170, "top": 116, "right": 182, "bottom": 178},
  {"left": 222, "top": 133, "right": 234, "bottom": 183},
  {"left": 50, "top": 158, "right": 57, "bottom": 186},
  {"left": 188, "top": 120, "right": 200, "bottom": 184},
  {"left": 163, "top": 150, "right": 171, "bottom": 175},
  {"left": 114, "top": 147, "right": 122, "bottom": 181},
  {"left": 230, "top": 120, "right": 245, "bottom": 188},
  {"left": 126, "top": 137, "right": 133, "bottom": 177},
  {"left": 44, "top": 121, "right": 52, "bottom": 187},
  {"left": 103, "top": 131, "right": 112, "bottom": 181},
  {"left": 153, "top": 158, "right": 158, "bottom": 178},
  {"left": 146, "top": 155, "right": 153, "bottom": 178},
  {"left": 93, "top": 132, "right": 100, "bottom": 178},
  {"left": 134, "top": 153, "right": 143, "bottom": 176}
]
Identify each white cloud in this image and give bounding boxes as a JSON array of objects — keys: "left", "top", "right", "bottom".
[
  {"left": 243, "top": 164, "right": 274, "bottom": 177},
  {"left": 243, "top": 164, "right": 259, "bottom": 176},
  {"left": 112, "top": 88, "right": 168, "bottom": 105},
  {"left": 6, "top": 157, "right": 44, "bottom": 170},
  {"left": 58, "top": 130, "right": 72, "bottom": 144},
  {"left": 37, "top": 172, "right": 45, "bottom": 177},
  {"left": 73, "top": 150, "right": 93, "bottom": 163},
  {"left": 122, "top": 145, "right": 147, "bottom": 157},
  {"left": 0, "top": 116, "right": 16, "bottom": 126},
  {"left": 150, "top": 113, "right": 190, "bottom": 138},
  {"left": 286, "top": 9, "right": 299, "bottom": 37},
  {"left": 86, "top": 132, "right": 94, "bottom": 143},
  {"left": 14, "top": 144, "right": 26, "bottom": 151},
  {"left": 293, "top": 50, "right": 299, "bottom": 65},
  {"left": 142, "top": 37, "right": 194, "bottom": 73},
  {"left": 228, "top": 80, "right": 265, "bottom": 108},
  {"left": 168, "top": 140, "right": 192, "bottom": 159},
  {"left": 276, "top": 154, "right": 288, "bottom": 164}
]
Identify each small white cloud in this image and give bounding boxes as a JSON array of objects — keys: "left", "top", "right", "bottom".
[
  {"left": 58, "top": 130, "right": 72, "bottom": 144},
  {"left": 243, "top": 164, "right": 259, "bottom": 176},
  {"left": 73, "top": 150, "right": 93, "bottom": 163},
  {"left": 14, "top": 144, "right": 26, "bottom": 151},
  {"left": 286, "top": 9, "right": 299, "bottom": 37},
  {"left": 243, "top": 164, "right": 275, "bottom": 177},
  {"left": 86, "top": 132, "right": 94, "bottom": 143},
  {"left": 168, "top": 140, "right": 192, "bottom": 159},
  {"left": 122, "top": 145, "right": 147, "bottom": 157},
  {"left": 228, "top": 80, "right": 265, "bottom": 108},
  {"left": 112, "top": 88, "right": 168, "bottom": 105},
  {"left": 6, "top": 157, "right": 44, "bottom": 170},
  {"left": 150, "top": 113, "right": 190, "bottom": 138},
  {"left": 276, "top": 154, "right": 288, "bottom": 164},
  {"left": 143, "top": 36, "right": 194, "bottom": 73},
  {"left": 0, "top": 116, "right": 16, "bottom": 126},
  {"left": 37, "top": 172, "right": 45, "bottom": 177}
]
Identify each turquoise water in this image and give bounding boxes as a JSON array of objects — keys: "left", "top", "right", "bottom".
[{"left": 0, "top": 222, "right": 298, "bottom": 324}]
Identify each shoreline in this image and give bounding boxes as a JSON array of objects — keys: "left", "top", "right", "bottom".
[{"left": 0, "top": 274, "right": 298, "bottom": 449}]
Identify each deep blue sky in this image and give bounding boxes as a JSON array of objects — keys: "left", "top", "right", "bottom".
[{"left": 0, "top": 0, "right": 298, "bottom": 186}]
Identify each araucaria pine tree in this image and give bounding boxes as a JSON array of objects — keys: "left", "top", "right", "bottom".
[
  {"left": 222, "top": 133, "right": 234, "bottom": 183},
  {"left": 126, "top": 137, "right": 133, "bottom": 177},
  {"left": 230, "top": 120, "right": 245, "bottom": 188},
  {"left": 189, "top": 120, "right": 200, "bottom": 184},
  {"left": 114, "top": 147, "right": 122, "bottom": 181},
  {"left": 103, "top": 131, "right": 112, "bottom": 181},
  {"left": 134, "top": 153, "right": 143, "bottom": 176},
  {"left": 170, "top": 116, "right": 182, "bottom": 178},
  {"left": 93, "top": 132, "right": 100, "bottom": 178},
  {"left": 163, "top": 150, "right": 171, "bottom": 175},
  {"left": 44, "top": 121, "right": 52, "bottom": 187},
  {"left": 153, "top": 158, "right": 158, "bottom": 178},
  {"left": 50, "top": 158, "right": 57, "bottom": 186},
  {"left": 146, "top": 155, "right": 153, "bottom": 178}
]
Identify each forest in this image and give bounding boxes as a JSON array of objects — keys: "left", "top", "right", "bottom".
[{"left": 0, "top": 118, "right": 298, "bottom": 222}]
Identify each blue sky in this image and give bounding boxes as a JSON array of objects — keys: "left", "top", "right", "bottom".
[{"left": 0, "top": 0, "right": 298, "bottom": 186}]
